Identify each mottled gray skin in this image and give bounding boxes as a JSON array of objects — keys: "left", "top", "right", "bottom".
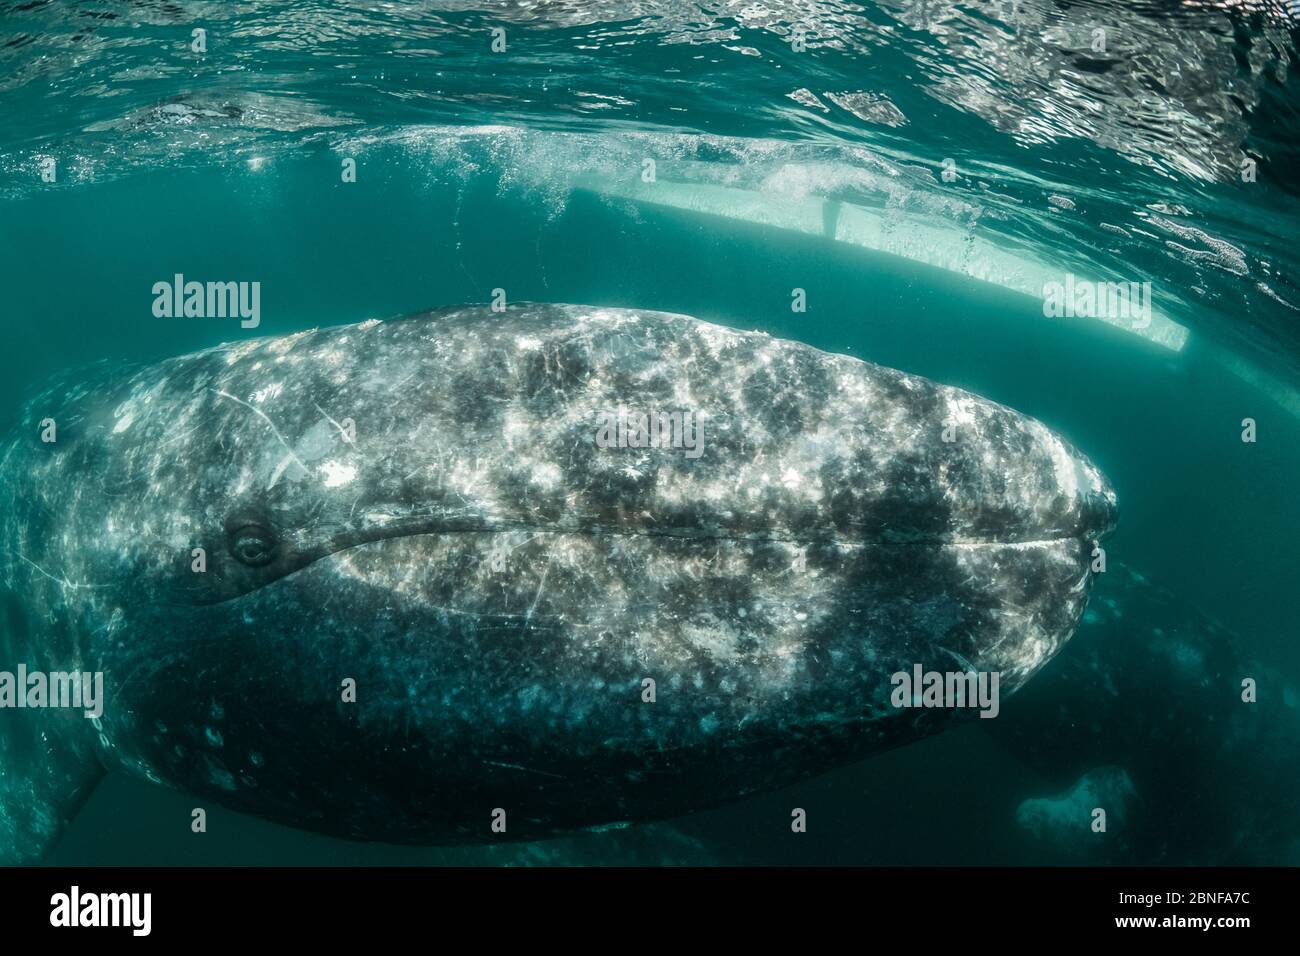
[{"left": 0, "top": 304, "right": 1116, "bottom": 862}]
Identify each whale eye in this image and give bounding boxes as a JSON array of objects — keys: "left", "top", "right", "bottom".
[{"left": 229, "top": 523, "right": 278, "bottom": 567}]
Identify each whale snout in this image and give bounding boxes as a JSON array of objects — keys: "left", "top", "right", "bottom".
[
  {"left": 1078, "top": 457, "right": 1119, "bottom": 543},
  {"left": 1047, "top": 427, "right": 1119, "bottom": 545}
]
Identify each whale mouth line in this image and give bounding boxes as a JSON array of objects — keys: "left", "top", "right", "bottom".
[
  {"left": 181, "top": 523, "right": 1104, "bottom": 608},
  {"left": 185, "top": 528, "right": 1097, "bottom": 608},
  {"left": 319, "top": 523, "right": 1100, "bottom": 553}
]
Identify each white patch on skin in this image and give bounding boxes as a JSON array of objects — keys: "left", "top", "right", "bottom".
[
  {"left": 1080, "top": 458, "right": 1106, "bottom": 495},
  {"left": 358, "top": 318, "right": 382, "bottom": 330},
  {"left": 268, "top": 454, "right": 307, "bottom": 490},
  {"left": 320, "top": 460, "right": 357, "bottom": 488},
  {"left": 681, "top": 619, "right": 739, "bottom": 659},
  {"left": 531, "top": 461, "right": 562, "bottom": 490},
  {"left": 694, "top": 323, "right": 734, "bottom": 357},
  {"left": 1039, "top": 426, "right": 1079, "bottom": 500},
  {"left": 224, "top": 341, "right": 261, "bottom": 365},
  {"left": 230, "top": 468, "right": 253, "bottom": 496},
  {"left": 590, "top": 308, "right": 635, "bottom": 328},
  {"left": 836, "top": 370, "right": 872, "bottom": 404},
  {"left": 112, "top": 411, "right": 135, "bottom": 433},
  {"left": 252, "top": 383, "right": 283, "bottom": 404},
  {"left": 946, "top": 394, "right": 978, "bottom": 429},
  {"left": 1014, "top": 636, "right": 1052, "bottom": 674},
  {"left": 501, "top": 411, "right": 531, "bottom": 449},
  {"left": 268, "top": 331, "right": 312, "bottom": 356},
  {"left": 952, "top": 539, "right": 1058, "bottom": 550},
  {"left": 516, "top": 336, "right": 542, "bottom": 351}
]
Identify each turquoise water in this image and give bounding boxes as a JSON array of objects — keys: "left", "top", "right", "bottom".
[{"left": 2, "top": 0, "right": 1299, "bottom": 865}]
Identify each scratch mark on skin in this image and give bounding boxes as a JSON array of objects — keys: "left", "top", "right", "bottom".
[
  {"left": 524, "top": 554, "right": 555, "bottom": 626},
  {"left": 157, "top": 424, "right": 202, "bottom": 448},
  {"left": 314, "top": 404, "right": 354, "bottom": 444},
  {"left": 508, "top": 534, "right": 540, "bottom": 554},
  {"left": 385, "top": 372, "right": 418, "bottom": 410},
  {"left": 482, "top": 760, "right": 566, "bottom": 780},
  {"left": 940, "top": 646, "right": 977, "bottom": 672},
  {"left": 16, "top": 553, "right": 111, "bottom": 590},
  {"left": 212, "top": 389, "right": 307, "bottom": 474}
]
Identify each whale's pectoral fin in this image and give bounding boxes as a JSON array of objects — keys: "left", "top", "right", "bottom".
[
  {"left": 1, "top": 579, "right": 107, "bottom": 864},
  {"left": 0, "top": 700, "right": 105, "bottom": 865}
]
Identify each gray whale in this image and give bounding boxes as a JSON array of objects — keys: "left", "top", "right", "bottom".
[{"left": 0, "top": 303, "right": 1116, "bottom": 862}]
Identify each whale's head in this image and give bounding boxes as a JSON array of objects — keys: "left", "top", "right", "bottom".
[{"left": 4, "top": 304, "right": 1116, "bottom": 842}]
